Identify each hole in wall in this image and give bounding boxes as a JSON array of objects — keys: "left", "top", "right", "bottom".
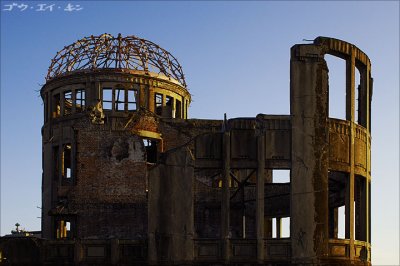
[
  {"left": 272, "top": 169, "right": 290, "bottom": 183},
  {"left": 325, "top": 55, "right": 346, "bottom": 120}
]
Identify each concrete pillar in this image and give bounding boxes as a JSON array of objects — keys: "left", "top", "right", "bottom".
[
  {"left": 110, "top": 239, "right": 119, "bottom": 265},
  {"left": 345, "top": 49, "right": 356, "bottom": 260},
  {"left": 74, "top": 239, "right": 83, "bottom": 264},
  {"left": 290, "top": 44, "right": 329, "bottom": 264},
  {"left": 172, "top": 98, "right": 176, "bottom": 118},
  {"left": 60, "top": 92, "right": 65, "bottom": 116},
  {"left": 139, "top": 83, "right": 147, "bottom": 109},
  {"left": 329, "top": 207, "right": 338, "bottom": 238},
  {"left": 360, "top": 179, "right": 367, "bottom": 242},
  {"left": 256, "top": 134, "right": 265, "bottom": 263},
  {"left": 148, "top": 147, "right": 194, "bottom": 265},
  {"left": 264, "top": 170, "right": 273, "bottom": 239},
  {"left": 276, "top": 218, "right": 282, "bottom": 239},
  {"left": 355, "top": 177, "right": 361, "bottom": 240},
  {"left": 221, "top": 130, "right": 231, "bottom": 263},
  {"left": 148, "top": 87, "right": 154, "bottom": 113},
  {"left": 365, "top": 63, "right": 371, "bottom": 247}
]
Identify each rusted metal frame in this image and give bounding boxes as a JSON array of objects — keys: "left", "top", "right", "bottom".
[{"left": 46, "top": 34, "right": 187, "bottom": 87}]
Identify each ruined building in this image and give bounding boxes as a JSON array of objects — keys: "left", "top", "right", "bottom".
[{"left": 1, "top": 34, "right": 372, "bottom": 265}]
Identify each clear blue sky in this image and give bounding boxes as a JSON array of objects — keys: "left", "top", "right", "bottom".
[{"left": 1, "top": 1, "right": 398, "bottom": 265}]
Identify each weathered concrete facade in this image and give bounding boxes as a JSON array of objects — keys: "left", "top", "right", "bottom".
[{"left": 0, "top": 35, "right": 372, "bottom": 265}]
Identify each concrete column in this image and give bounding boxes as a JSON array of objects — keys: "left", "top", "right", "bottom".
[
  {"left": 359, "top": 63, "right": 371, "bottom": 130},
  {"left": 365, "top": 63, "right": 371, "bottom": 247},
  {"left": 148, "top": 148, "right": 194, "bottom": 265},
  {"left": 355, "top": 177, "right": 361, "bottom": 240},
  {"left": 137, "top": 83, "right": 144, "bottom": 109},
  {"left": 71, "top": 88, "right": 77, "bottom": 113},
  {"left": 60, "top": 92, "right": 65, "bottom": 117},
  {"left": 360, "top": 178, "right": 367, "bottom": 242},
  {"left": 110, "top": 238, "right": 119, "bottom": 265},
  {"left": 74, "top": 239, "right": 83, "bottom": 264},
  {"left": 221, "top": 130, "right": 231, "bottom": 263},
  {"left": 345, "top": 49, "right": 356, "bottom": 260},
  {"left": 256, "top": 134, "right": 265, "bottom": 263},
  {"left": 264, "top": 170, "right": 273, "bottom": 239},
  {"left": 290, "top": 44, "right": 329, "bottom": 264},
  {"left": 329, "top": 207, "right": 338, "bottom": 238},
  {"left": 82, "top": 78, "right": 93, "bottom": 108},
  {"left": 172, "top": 98, "right": 176, "bottom": 118},
  {"left": 148, "top": 86, "right": 154, "bottom": 113},
  {"left": 276, "top": 218, "right": 282, "bottom": 239}
]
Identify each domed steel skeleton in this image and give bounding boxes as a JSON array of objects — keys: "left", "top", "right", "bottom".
[{"left": 46, "top": 33, "right": 186, "bottom": 87}]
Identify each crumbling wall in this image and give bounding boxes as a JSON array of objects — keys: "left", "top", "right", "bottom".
[{"left": 70, "top": 119, "right": 148, "bottom": 239}]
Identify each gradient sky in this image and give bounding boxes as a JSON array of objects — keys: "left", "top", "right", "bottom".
[{"left": 1, "top": 1, "right": 399, "bottom": 265}]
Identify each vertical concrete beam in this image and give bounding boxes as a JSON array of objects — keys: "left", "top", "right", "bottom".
[
  {"left": 139, "top": 83, "right": 147, "bottom": 109},
  {"left": 329, "top": 207, "right": 338, "bottom": 238},
  {"left": 42, "top": 142, "right": 54, "bottom": 239},
  {"left": 360, "top": 179, "right": 367, "bottom": 242},
  {"left": 264, "top": 170, "right": 273, "bottom": 240},
  {"left": 365, "top": 63, "right": 371, "bottom": 247},
  {"left": 290, "top": 44, "right": 329, "bottom": 264},
  {"left": 221, "top": 130, "right": 231, "bottom": 263},
  {"left": 256, "top": 134, "right": 265, "bottom": 263},
  {"left": 74, "top": 239, "right": 83, "bottom": 264},
  {"left": 148, "top": 87, "right": 155, "bottom": 113},
  {"left": 148, "top": 148, "right": 194, "bottom": 265},
  {"left": 345, "top": 48, "right": 356, "bottom": 260},
  {"left": 110, "top": 239, "right": 119, "bottom": 265},
  {"left": 276, "top": 218, "right": 282, "bottom": 239},
  {"left": 60, "top": 92, "right": 65, "bottom": 117},
  {"left": 355, "top": 177, "right": 361, "bottom": 240},
  {"left": 172, "top": 98, "right": 176, "bottom": 118},
  {"left": 85, "top": 78, "right": 95, "bottom": 107}
]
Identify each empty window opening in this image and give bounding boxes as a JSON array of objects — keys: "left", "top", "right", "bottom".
[
  {"left": 102, "top": 88, "right": 113, "bottom": 110},
  {"left": 155, "top": 93, "right": 163, "bottom": 115},
  {"left": 63, "top": 90, "right": 72, "bottom": 115},
  {"left": 272, "top": 169, "right": 290, "bottom": 183},
  {"left": 62, "top": 144, "right": 72, "bottom": 180},
  {"left": 127, "top": 89, "right": 137, "bottom": 111},
  {"left": 355, "top": 69, "right": 361, "bottom": 124},
  {"left": 165, "top": 96, "right": 173, "bottom": 118},
  {"left": 114, "top": 88, "right": 125, "bottom": 111},
  {"left": 272, "top": 218, "right": 281, "bottom": 238},
  {"left": 281, "top": 217, "right": 290, "bottom": 238},
  {"left": 176, "top": 100, "right": 182, "bottom": 118},
  {"left": 338, "top": 205, "right": 345, "bottom": 239},
  {"left": 52, "top": 93, "right": 61, "bottom": 118},
  {"left": 56, "top": 220, "right": 72, "bottom": 239},
  {"left": 325, "top": 55, "right": 346, "bottom": 120},
  {"left": 75, "top": 89, "right": 85, "bottom": 112},
  {"left": 215, "top": 176, "right": 237, "bottom": 188},
  {"left": 143, "top": 139, "right": 157, "bottom": 163}
]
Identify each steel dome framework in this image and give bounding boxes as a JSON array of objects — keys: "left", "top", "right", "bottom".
[{"left": 46, "top": 33, "right": 186, "bottom": 87}]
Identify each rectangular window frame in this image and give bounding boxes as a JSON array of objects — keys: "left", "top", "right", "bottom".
[
  {"left": 52, "top": 93, "right": 61, "bottom": 118},
  {"left": 155, "top": 93, "right": 163, "bottom": 116},
  {"left": 63, "top": 90, "right": 73, "bottom": 116},
  {"left": 102, "top": 88, "right": 113, "bottom": 110},
  {"left": 114, "top": 87, "right": 125, "bottom": 111},
  {"left": 75, "top": 89, "right": 86, "bottom": 113},
  {"left": 127, "top": 88, "right": 138, "bottom": 111}
]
